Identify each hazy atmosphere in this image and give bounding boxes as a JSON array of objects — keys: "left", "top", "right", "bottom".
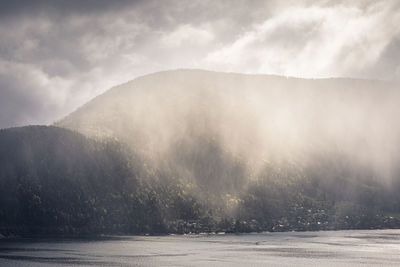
[
  {"left": 1, "top": 0, "right": 400, "bottom": 128},
  {"left": 1, "top": 1, "right": 400, "bottom": 266}
]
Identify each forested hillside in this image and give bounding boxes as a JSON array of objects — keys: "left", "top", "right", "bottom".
[
  {"left": 0, "top": 126, "right": 161, "bottom": 235},
  {"left": 1, "top": 126, "right": 400, "bottom": 236},
  {"left": 2, "top": 70, "right": 400, "bottom": 236}
]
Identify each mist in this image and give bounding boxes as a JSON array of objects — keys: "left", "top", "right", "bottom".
[{"left": 59, "top": 70, "right": 400, "bottom": 184}]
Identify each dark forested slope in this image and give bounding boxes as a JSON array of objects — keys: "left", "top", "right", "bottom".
[
  {"left": 0, "top": 126, "right": 239, "bottom": 235},
  {"left": 0, "top": 126, "right": 155, "bottom": 235}
]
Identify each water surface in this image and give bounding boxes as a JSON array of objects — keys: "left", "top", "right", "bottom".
[{"left": 1, "top": 229, "right": 400, "bottom": 266}]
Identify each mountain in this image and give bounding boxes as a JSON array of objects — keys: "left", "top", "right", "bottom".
[
  {"left": 58, "top": 70, "right": 400, "bottom": 158},
  {"left": 57, "top": 69, "right": 400, "bottom": 190},
  {"left": 55, "top": 69, "right": 400, "bottom": 231},
  {"left": 2, "top": 70, "right": 400, "bottom": 236}
]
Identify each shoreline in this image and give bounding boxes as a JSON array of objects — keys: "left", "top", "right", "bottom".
[{"left": 2, "top": 226, "right": 400, "bottom": 241}]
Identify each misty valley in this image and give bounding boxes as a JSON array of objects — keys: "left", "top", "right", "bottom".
[{"left": 1, "top": 70, "right": 400, "bottom": 237}]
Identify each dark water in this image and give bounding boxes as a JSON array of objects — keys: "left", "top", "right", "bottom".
[{"left": 1, "top": 229, "right": 400, "bottom": 266}]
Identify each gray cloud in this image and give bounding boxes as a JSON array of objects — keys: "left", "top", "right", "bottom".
[{"left": 0, "top": 0, "right": 399, "bottom": 129}]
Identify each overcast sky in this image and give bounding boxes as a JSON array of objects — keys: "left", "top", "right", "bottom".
[{"left": 0, "top": 0, "right": 399, "bottom": 129}]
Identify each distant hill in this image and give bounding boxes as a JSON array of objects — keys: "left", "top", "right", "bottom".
[
  {"left": 2, "top": 70, "right": 400, "bottom": 236},
  {"left": 57, "top": 69, "right": 400, "bottom": 189},
  {"left": 55, "top": 69, "right": 400, "bottom": 232}
]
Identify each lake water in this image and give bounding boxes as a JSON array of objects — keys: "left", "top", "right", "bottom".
[{"left": 1, "top": 229, "right": 400, "bottom": 266}]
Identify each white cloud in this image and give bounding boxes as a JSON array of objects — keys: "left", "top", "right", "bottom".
[
  {"left": 162, "top": 24, "right": 214, "bottom": 47},
  {"left": 205, "top": 2, "right": 400, "bottom": 78}
]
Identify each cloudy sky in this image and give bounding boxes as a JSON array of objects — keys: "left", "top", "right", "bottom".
[{"left": 0, "top": 0, "right": 399, "bottom": 129}]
